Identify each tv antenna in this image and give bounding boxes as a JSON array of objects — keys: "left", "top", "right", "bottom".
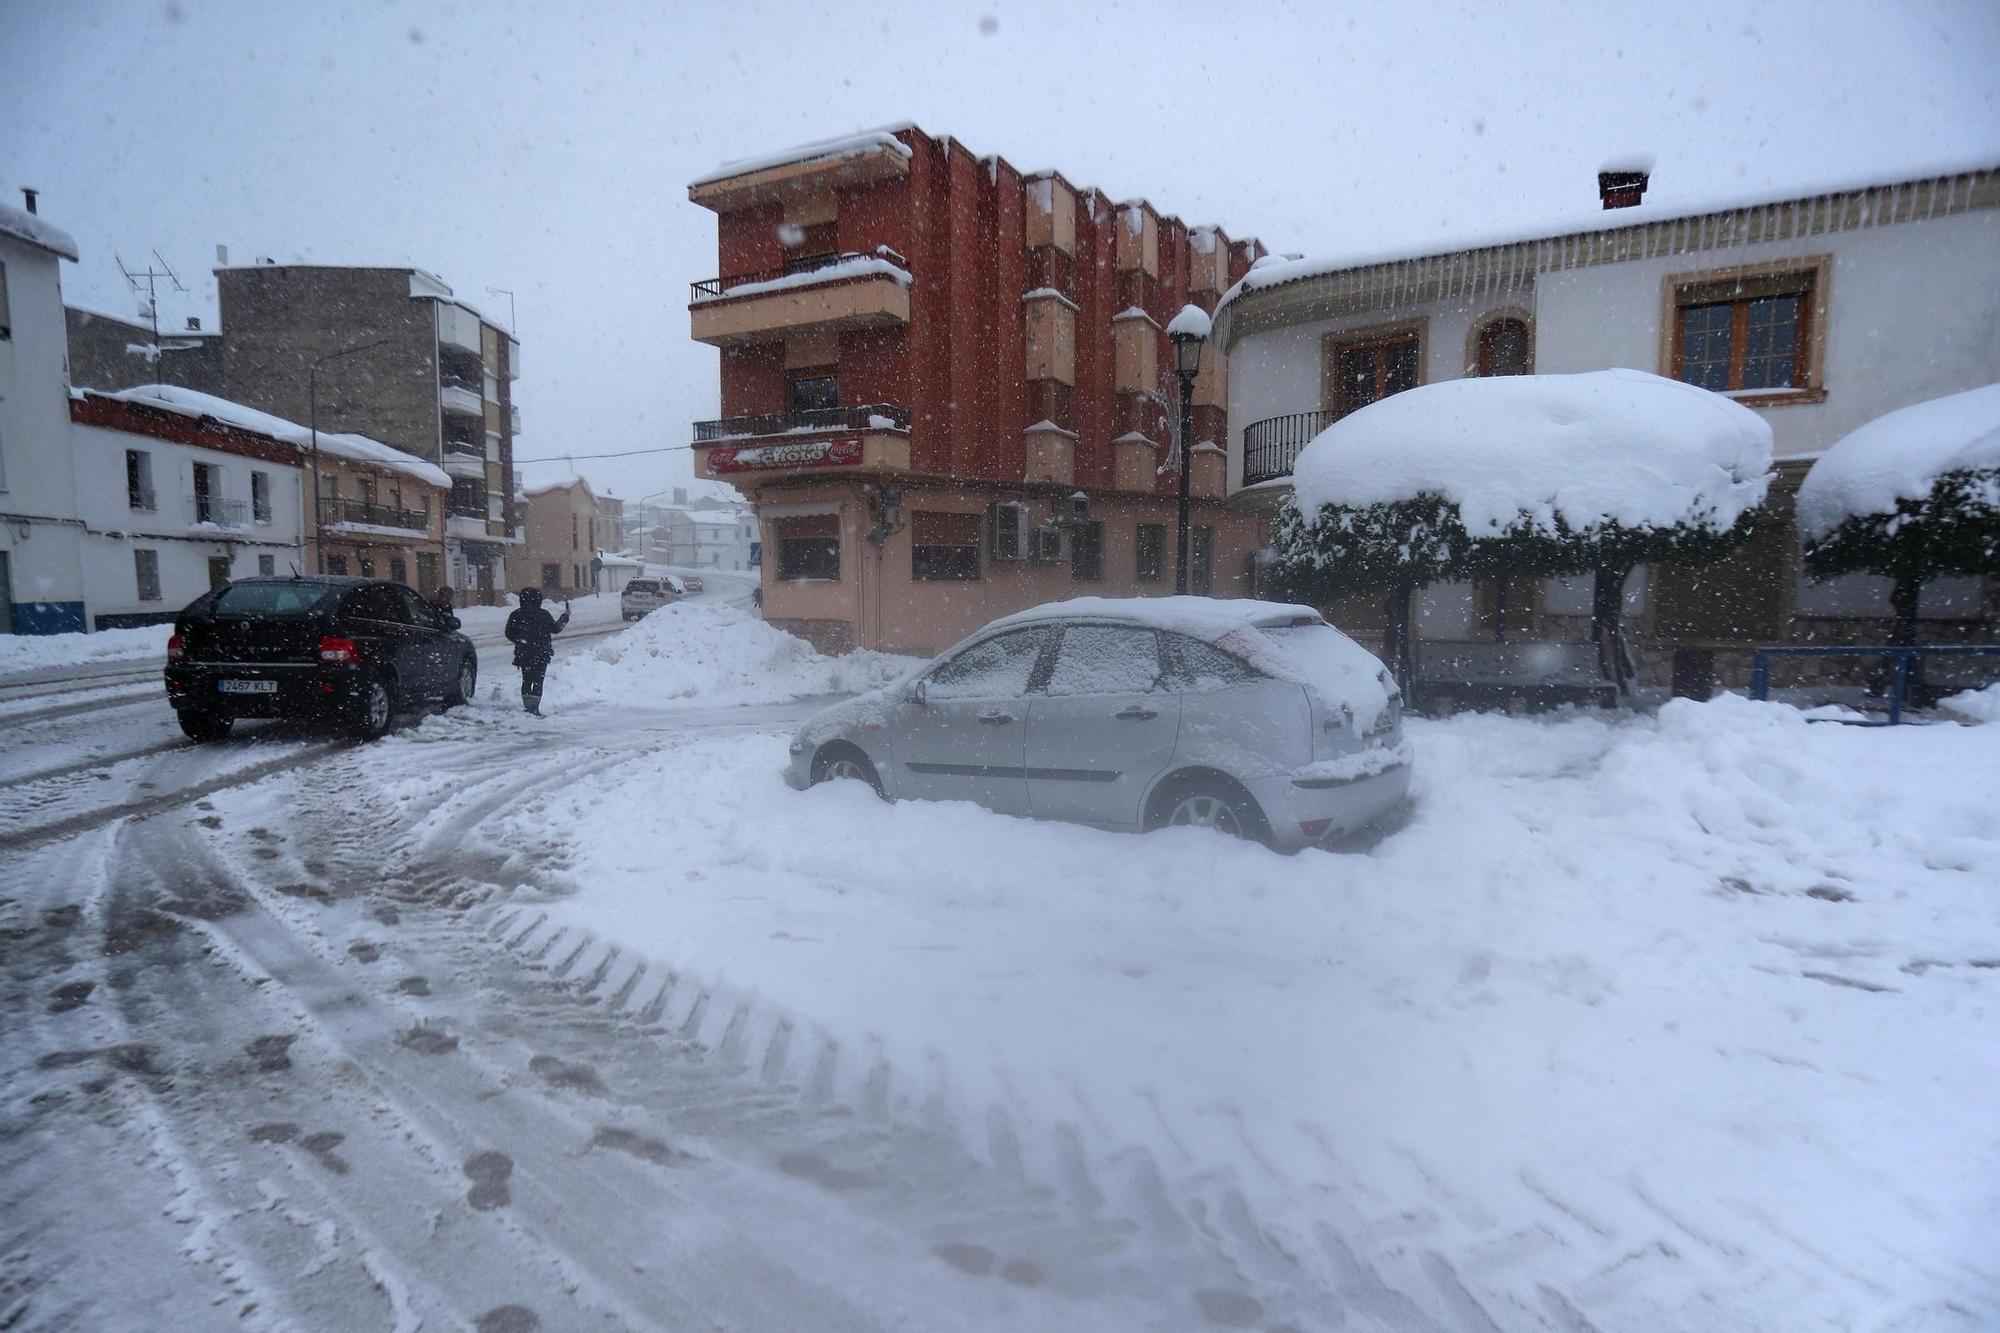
[{"left": 117, "top": 250, "right": 189, "bottom": 385}]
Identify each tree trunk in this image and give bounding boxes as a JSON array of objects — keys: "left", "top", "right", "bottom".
[
  {"left": 1591, "top": 565, "right": 1637, "bottom": 697},
  {"left": 1382, "top": 580, "right": 1416, "bottom": 701}
]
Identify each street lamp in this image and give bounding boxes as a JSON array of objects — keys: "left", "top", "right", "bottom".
[
  {"left": 308, "top": 338, "right": 390, "bottom": 574},
  {"left": 1167, "top": 304, "right": 1211, "bottom": 595}
]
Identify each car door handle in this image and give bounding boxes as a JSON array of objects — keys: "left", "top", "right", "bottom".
[
  {"left": 1114, "top": 707, "right": 1159, "bottom": 721},
  {"left": 977, "top": 712, "right": 1015, "bottom": 725}
]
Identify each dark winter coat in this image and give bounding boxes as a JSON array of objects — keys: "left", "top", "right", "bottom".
[{"left": 505, "top": 605, "right": 569, "bottom": 668}]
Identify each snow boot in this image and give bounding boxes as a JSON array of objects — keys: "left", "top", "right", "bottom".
[{"left": 522, "top": 690, "right": 542, "bottom": 716}]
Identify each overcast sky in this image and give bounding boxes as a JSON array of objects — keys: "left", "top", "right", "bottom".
[{"left": 5, "top": 0, "right": 1996, "bottom": 504}]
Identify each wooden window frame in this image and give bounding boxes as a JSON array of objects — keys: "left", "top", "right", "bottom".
[
  {"left": 1320, "top": 318, "right": 1427, "bottom": 419},
  {"left": 1661, "top": 255, "right": 1830, "bottom": 406},
  {"left": 1470, "top": 310, "right": 1534, "bottom": 377}
]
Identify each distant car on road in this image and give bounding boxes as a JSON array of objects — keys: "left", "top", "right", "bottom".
[
  {"left": 619, "top": 576, "right": 683, "bottom": 621},
  {"left": 166, "top": 576, "right": 476, "bottom": 742},
  {"left": 681, "top": 574, "right": 705, "bottom": 595},
  {"left": 787, "top": 597, "right": 1410, "bottom": 851}
]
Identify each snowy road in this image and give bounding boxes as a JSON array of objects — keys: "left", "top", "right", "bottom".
[{"left": 4, "top": 593, "right": 1995, "bottom": 1331}]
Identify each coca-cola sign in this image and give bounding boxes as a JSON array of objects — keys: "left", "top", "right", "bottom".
[{"left": 708, "top": 436, "right": 863, "bottom": 473}]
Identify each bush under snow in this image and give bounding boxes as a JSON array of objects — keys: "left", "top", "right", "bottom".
[
  {"left": 544, "top": 602, "right": 920, "bottom": 708},
  {"left": 1796, "top": 381, "right": 2000, "bottom": 539},
  {"left": 1290, "top": 367, "right": 1772, "bottom": 536}
]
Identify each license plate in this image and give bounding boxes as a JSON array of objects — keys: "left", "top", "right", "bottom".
[{"left": 218, "top": 679, "right": 278, "bottom": 694}]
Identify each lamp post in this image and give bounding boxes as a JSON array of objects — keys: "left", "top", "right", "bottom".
[
  {"left": 308, "top": 339, "right": 390, "bottom": 574},
  {"left": 1167, "top": 304, "right": 1211, "bottom": 595}
]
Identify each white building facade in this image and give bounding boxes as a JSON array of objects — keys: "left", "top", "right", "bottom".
[
  {"left": 0, "top": 197, "right": 88, "bottom": 633},
  {"left": 1214, "top": 166, "right": 2000, "bottom": 656},
  {"left": 69, "top": 392, "right": 306, "bottom": 627}
]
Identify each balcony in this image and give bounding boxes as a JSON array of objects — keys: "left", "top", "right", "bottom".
[
  {"left": 445, "top": 514, "right": 489, "bottom": 540},
  {"left": 689, "top": 252, "right": 911, "bottom": 347},
  {"left": 442, "top": 443, "right": 487, "bottom": 480},
  {"left": 691, "top": 404, "right": 911, "bottom": 482},
  {"left": 189, "top": 495, "right": 249, "bottom": 529},
  {"left": 440, "top": 378, "right": 483, "bottom": 417},
  {"left": 508, "top": 403, "right": 521, "bottom": 435},
  {"left": 437, "top": 302, "right": 483, "bottom": 356},
  {"left": 319, "top": 497, "right": 429, "bottom": 533},
  {"left": 1241, "top": 409, "right": 1333, "bottom": 488}
]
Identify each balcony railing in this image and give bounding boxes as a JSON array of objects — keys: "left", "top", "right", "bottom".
[
  {"left": 693, "top": 403, "right": 909, "bottom": 443},
  {"left": 319, "top": 497, "right": 430, "bottom": 532},
  {"left": 690, "top": 250, "right": 908, "bottom": 303},
  {"left": 189, "top": 495, "right": 249, "bottom": 528},
  {"left": 1242, "top": 409, "right": 1333, "bottom": 487}
]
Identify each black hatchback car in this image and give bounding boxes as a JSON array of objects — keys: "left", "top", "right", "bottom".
[{"left": 165, "top": 576, "right": 477, "bottom": 741}]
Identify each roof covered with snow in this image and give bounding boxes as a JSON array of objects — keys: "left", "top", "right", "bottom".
[
  {"left": 1216, "top": 158, "right": 2000, "bottom": 326},
  {"left": 1796, "top": 382, "right": 2000, "bottom": 539},
  {"left": 523, "top": 476, "right": 593, "bottom": 498},
  {"left": 1288, "top": 369, "right": 1773, "bottom": 535},
  {"left": 106, "top": 384, "right": 452, "bottom": 488},
  {"left": 690, "top": 125, "right": 915, "bottom": 187},
  {"left": 0, "top": 202, "right": 79, "bottom": 261}
]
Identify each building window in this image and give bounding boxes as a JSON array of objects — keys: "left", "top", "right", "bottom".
[
  {"left": 1475, "top": 318, "right": 1531, "bottom": 377},
  {"left": 777, "top": 515, "right": 840, "bottom": 581},
  {"left": 1191, "top": 526, "right": 1214, "bottom": 596},
  {"left": 326, "top": 555, "right": 348, "bottom": 575},
  {"left": 542, "top": 563, "right": 562, "bottom": 591},
  {"left": 571, "top": 512, "right": 579, "bottom": 550},
  {"left": 1671, "top": 267, "right": 1818, "bottom": 394},
  {"left": 788, "top": 369, "right": 838, "bottom": 415},
  {"left": 389, "top": 557, "right": 407, "bottom": 586},
  {"left": 208, "top": 556, "right": 232, "bottom": 590},
  {"left": 134, "top": 549, "right": 161, "bottom": 601},
  {"left": 1329, "top": 330, "right": 1419, "bottom": 418},
  {"left": 359, "top": 557, "right": 375, "bottom": 578},
  {"left": 449, "top": 477, "right": 483, "bottom": 515},
  {"left": 251, "top": 471, "right": 272, "bottom": 523},
  {"left": 258, "top": 554, "right": 276, "bottom": 576},
  {"left": 417, "top": 554, "right": 439, "bottom": 594},
  {"left": 0, "top": 260, "right": 10, "bottom": 338},
  {"left": 1070, "top": 521, "right": 1105, "bottom": 582},
  {"left": 911, "top": 511, "right": 982, "bottom": 582},
  {"left": 126, "top": 450, "right": 156, "bottom": 511},
  {"left": 1135, "top": 523, "right": 1164, "bottom": 582},
  {"left": 0, "top": 422, "right": 8, "bottom": 491}
]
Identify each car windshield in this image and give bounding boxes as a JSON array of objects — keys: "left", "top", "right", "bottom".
[
  {"left": 626, "top": 581, "right": 658, "bottom": 594},
  {"left": 210, "top": 583, "right": 339, "bottom": 617}
]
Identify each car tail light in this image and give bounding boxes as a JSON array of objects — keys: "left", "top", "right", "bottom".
[
  {"left": 166, "top": 633, "right": 185, "bottom": 663},
  {"left": 319, "top": 636, "right": 362, "bottom": 665}
]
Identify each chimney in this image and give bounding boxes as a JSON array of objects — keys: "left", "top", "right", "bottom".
[
  {"left": 1598, "top": 169, "right": 1649, "bottom": 210},
  {"left": 186, "top": 316, "right": 202, "bottom": 331},
  {"left": 21, "top": 187, "right": 38, "bottom": 215}
]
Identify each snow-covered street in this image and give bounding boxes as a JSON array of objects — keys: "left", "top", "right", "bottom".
[{"left": 3, "top": 599, "right": 1995, "bottom": 1331}]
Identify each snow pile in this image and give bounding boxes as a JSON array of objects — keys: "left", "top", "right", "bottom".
[
  {"left": 1940, "top": 682, "right": 2000, "bottom": 724},
  {"left": 691, "top": 126, "right": 913, "bottom": 187},
  {"left": 0, "top": 622, "right": 169, "bottom": 675},
  {"left": 545, "top": 602, "right": 918, "bottom": 708},
  {"left": 484, "top": 694, "right": 2000, "bottom": 1327},
  {"left": 1164, "top": 303, "right": 1212, "bottom": 341},
  {"left": 0, "top": 200, "right": 79, "bottom": 260},
  {"left": 1290, "top": 368, "right": 1773, "bottom": 535},
  {"left": 107, "top": 385, "right": 452, "bottom": 488},
  {"left": 1795, "top": 382, "right": 2000, "bottom": 539}
]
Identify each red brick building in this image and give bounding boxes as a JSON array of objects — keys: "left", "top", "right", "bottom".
[{"left": 688, "top": 124, "right": 1266, "bottom": 654}]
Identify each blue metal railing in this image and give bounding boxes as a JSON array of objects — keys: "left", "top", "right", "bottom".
[{"left": 1748, "top": 644, "right": 2000, "bottom": 725}]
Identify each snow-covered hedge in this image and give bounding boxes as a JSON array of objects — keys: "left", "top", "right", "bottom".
[{"left": 1798, "top": 383, "right": 2000, "bottom": 606}]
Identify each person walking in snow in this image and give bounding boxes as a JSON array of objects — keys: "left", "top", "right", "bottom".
[{"left": 504, "top": 587, "right": 569, "bottom": 716}]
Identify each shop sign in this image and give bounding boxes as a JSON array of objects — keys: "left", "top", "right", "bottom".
[{"left": 709, "top": 436, "right": 863, "bottom": 473}]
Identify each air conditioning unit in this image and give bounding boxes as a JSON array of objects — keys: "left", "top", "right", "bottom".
[
  {"left": 1063, "top": 491, "right": 1091, "bottom": 525},
  {"left": 990, "top": 500, "right": 1029, "bottom": 561},
  {"left": 1029, "top": 525, "right": 1065, "bottom": 564}
]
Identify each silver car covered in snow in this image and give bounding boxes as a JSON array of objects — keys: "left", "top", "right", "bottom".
[{"left": 786, "top": 597, "right": 1410, "bottom": 851}]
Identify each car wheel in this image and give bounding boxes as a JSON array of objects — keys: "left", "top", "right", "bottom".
[
  {"left": 1148, "top": 775, "right": 1267, "bottom": 844},
  {"left": 810, "top": 746, "right": 884, "bottom": 798},
  {"left": 443, "top": 655, "right": 476, "bottom": 707},
  {"left": 352, "top": 676, "right": 395, "bottom": 741},
  {"left": 177, "top": 710, "right": 234, "bottom": 743}
]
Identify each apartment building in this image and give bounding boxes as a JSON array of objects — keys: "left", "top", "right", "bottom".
[
  {"left": 207, "top": 265, "right": 523, "bottom": 605},
  {"left": 1212, "top": 165, "right": 2000, "bottom": 671},
  {"left": 65, "top": 305, "right": 224, "bottom": 392},
  {"left": 0, "top": 194, "right": 87, "bottom": 632},
  {"left": 686, "top": 124, "right": 1265, "bottom": 655},
  {"left": 522, "top": 476, "right": 609, "bottom": 595}
]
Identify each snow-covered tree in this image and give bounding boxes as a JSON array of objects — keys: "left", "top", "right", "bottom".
[
  {"left": 1269, "top": 369, "right": 1773, "bottom": 696},
  {"left": 1798, "top": 383, "right": 2000, "bottom": 650}
]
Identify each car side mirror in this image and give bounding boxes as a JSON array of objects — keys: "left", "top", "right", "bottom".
[{"left": 910, "top": 678, "right": 929, "bottom": 706}]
